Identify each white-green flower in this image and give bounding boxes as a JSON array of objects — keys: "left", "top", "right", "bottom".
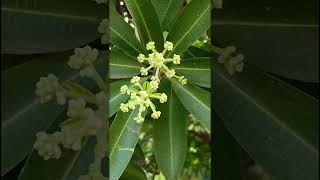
[
  {"left": 159, "top": 93, "right": 167, "bottom": 103},
  {"left": 34, "top": 132, "right": 62, "bottom": 160},
  {"left": 130, "top": 76, "right": 141, "bottom": 84},
  {"left": 68, "top": 46, "right": 99, "bottom": 69},
  {"left": 35, "top": 74, "right": 66, "bottom": 105},
  {"left": 164, "top": 41, "right": 173, "bottom": 51},
  {"left": 135, "top": 41, "right": 187, "bottom": 85},
  {"left": 146, "top": 41, "right": 155, "bottom": 50}
]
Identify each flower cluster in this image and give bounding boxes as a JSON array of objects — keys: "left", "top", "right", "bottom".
[
  {"left": 213, "top": 45, "right": 244, "bottom": 75},
  {"left": 33, "top": 0, "right": 107, "bottom": 179},
  {"left": 137, "top": 41, "right": 187, "bottom": 85},
  {"left": 98, "top": 18, "right": 108, "bottom": 44},
  {"left": 119, "top": 76, "right": 167, "bottom": 123},
  {"left": 35, "top": 74, "right": 66, "bottom": 105}
]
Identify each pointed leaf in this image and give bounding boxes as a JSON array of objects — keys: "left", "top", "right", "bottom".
[
  {"left": 169, "top": 57, "right": 211, "bottom": 88},
  {"left": 213, "top": 61, "right": 319, "bottom": 180},
  {"left": 110, "top": 109, "right": 146, "bottom": 180},
  {"left": 154, "top": 79, "right": 187, "bottom": 179},
  {"left": 151, "top": 0, "right": 181, "bottom": 31},
  {"left": 171, "top": 79, "right": 211, "bottom": 132},
  {"left": 124, "top": 0, "right": 164, "bottom": 50},
  {"left": 110, "top": 50, "right": 143, "bottom": 79},
  {"left": 120, "top": 161, "right": 147, "bottom": 180},
  {"left": 1, "top": 0, "right": 106, "bottom": 54},
  {"left": 167, "top": 0, "right": 210, "bottom": 57},
  {"left": 109, "top": 79, "right": 130, "bottom": 117},
  {"left": 110, "top": 8, "right": 145, "bottom": 58}
]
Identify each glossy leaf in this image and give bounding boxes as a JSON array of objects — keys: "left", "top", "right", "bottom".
[
  {"left": 183, "top": 46, "right": 210, "bottom": 59},
  {"left": 110, "top": 8, "right": 145, "bottom": 58},
  {"left": 110, "top": 50, "right": 143, "bottom": 79},
  {"left": 153, "top": 79, "right": 187, "bottom": 179},
  {"left": 171, "top": 79, "right": 211, "bottom": 132},
  {"left": 109, "top": 79, "right": 130, "bottom": 117},
  {"left": 124, "top": 0, "right": 164, "bottom": 50},
  {"left": 169, "top": 57, "right": 211, "bottom": 88},
  {"left": 1, "top": 0, "right": 106, "bottom": 54},
  {"left": 213, "top": 61, "right": 319, "bottom": 180},
  {"left": 110, "top": 109, "right": 146, "bottom": 180},
  {"left": 166, "top": 0, "right": 210, "bottom": 57},
  {"left": 120, "top": 161, "right": 147, "bottom": 180},
  {"left": 1, "top": 52, "right": 106, "bottom": 175},
  {"left": 151, "top": 0, "right": 181, "bottom": 31},
  {"left": 213, "top": 0, "right": 319, "bottom": 82}
]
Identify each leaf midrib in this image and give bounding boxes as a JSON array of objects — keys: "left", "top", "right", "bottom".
[
  {"left": 110, "top": 26, "right": 143, "bottom": 55},
  {"left": 168, "top": 5, "right": 210, "bottom": 57},
  {"left": 169, "top": 85, "right": 175, "bottom": 177},
  {"left": 110, "top": 63, "right": 141, "bottom": 69},
  {"left": 110, "top": 110, "right": 136, "bottom": 158},
  {"left": 132, "top": 0, "right": 153, "bottom": 42},
  {"left": 175, "top": 83, "right": 210, "bottom": 112}
]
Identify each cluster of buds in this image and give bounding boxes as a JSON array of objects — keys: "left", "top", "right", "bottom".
[
  {"left": 213, "top": 45, "right": 244, "bottom": 75},
  {"left": 119, "top": 76, "right": 167, "bottom": 123},
  {"left": 98, "top": 18, "right": 108, "bottom": 44},
  {"left": 35, "top": 74, "right": 66, "bottom": 105},
  {"left": 137, "top": 41, "right": 187, "bottom": 85}
]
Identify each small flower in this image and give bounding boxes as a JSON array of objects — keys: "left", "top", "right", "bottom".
[
  {"left": 179, "top": 76, "right": 187, "bottom": 85},
  {"left": 120, "top": 85, "right": 129, "bottom": 94},
  {"left": 173, "top": 54, "right": 181, "bottom": 64},
  {"left": 159, "top": 93, "right": 167, "bottom": 103},
  {"left": 146, "top": 41, "right": 155, "bottom": 50},
  {"left": 34, "top": 132, "right": 62, "bottom": 160},
  {"left": 120, "top": 103, "right": 129, "bottom": 112},
  {"left": 35, "top": 74, "right": 66, "bottom": 104},
  {"left": 67, "top": 98, "right": 86, "bottom": 118},
  {"left": 151, "top": 111, "right": 161, "bottom": 119},
  {"left": 150, "top": 80, "right": 159, "bottom": 90},
  {"left": 130, "top": 76, "right": 141, "bottom": 84},
  {"left": 140, "top": 67, "right": 148, "bottom": 76},
  {"left": 151, "top": 76, "right": 159, "bottom": 82},
  {"left": 98, "top": 18, "right": 108, "bottom": 44},
  {"left": 137, "top": 54, "right": 145, "bottom": 63},
  {"left": 68, "top": 46, "right": 98, "bottom": 69},
  {"left": 135, "top": 115, "right": 144, "bottom": 124},
  {"left": 166, "top": 69, "right": 176, "bottom": 78},
  {"left": 140, "top": 91, "right": 148, "bottom": 98},
  {"left": 164, "top": 41, "right": 173, "bottom": 51}
]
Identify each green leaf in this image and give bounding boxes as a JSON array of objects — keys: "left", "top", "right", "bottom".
[
  {"left": 110, "top": 8, "right": 145, "bottom": 58},
  {"left": 120, "top": 161, "right": 147, "bottom": 180},
  {"left": 1, "top": 52, "right": 106, "bottom": 175},
  {"left": 169, "top": 57, "right": 211, "bottom": 88},
  {"left": 153, "top": 79, "right": 187, "bottom": 179},
  {"left": 166, "top": 0, "right": 210, "bottom": 57},
  {"left": 213, "top": 0, "right": 318, "bottom": 82},
  {"left": 183, "top": 46, "right": 210, "bottom": 59},
  {"left": 151, "top": 0, "right": 181, "bottom": 31},
  {"left": 110, "top": 109, "right": 146, "bottom": 180},
  {"left": 124, "top": 0, "right": 164, "bottom": 50},
  {"left": 212, "top": 112, "right": 242, "bottom": 180},
  {"left": 109, "top": 80, "right": 130, "bottom": 117},
  {"left": 110, "top": 50, "right": 143, "bottom": 79},
  {"left": 1, "top": 0, "right": 106, "bottom": 54},
  {"left": 213, "top": 61, "right": 319, "bottom": 180},
  {"left": 171, "top": 79, "right": 211, "bottom": 132}
]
